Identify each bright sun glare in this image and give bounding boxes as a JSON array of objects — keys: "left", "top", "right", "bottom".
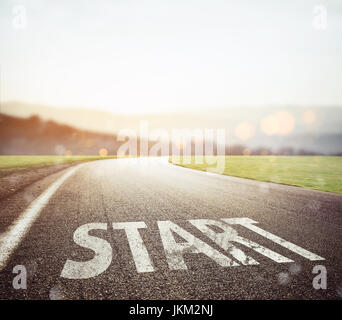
[{"left": 1, "top": 0, "right": 342, "bottom": 115}]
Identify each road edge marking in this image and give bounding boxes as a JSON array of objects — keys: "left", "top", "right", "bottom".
[{"left": 0, "top": 164, "right": 83, "bottom": 271}]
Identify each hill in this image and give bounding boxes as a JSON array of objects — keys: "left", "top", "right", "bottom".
[{"left": 0, "top": 114, "right": 121, "bottom": 155}]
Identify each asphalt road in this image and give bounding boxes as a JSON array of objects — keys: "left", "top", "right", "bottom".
[{"left": 0, "top": 157, "right": 341, "bottom": 300}]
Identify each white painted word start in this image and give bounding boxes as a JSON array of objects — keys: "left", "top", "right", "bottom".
[{"left": 61, "top": 218, "right": 324, "bottom": 279}]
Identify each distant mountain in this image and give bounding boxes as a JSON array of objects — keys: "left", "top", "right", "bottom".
[
  {"left": 1, "top": 102, "right": 342, "bottom": 155},
  {"left": 0, "top": 114, "right": 121, "bottom": 155},
  {"left": 3, "top": 101, "right": 342, "bottom": 135}
]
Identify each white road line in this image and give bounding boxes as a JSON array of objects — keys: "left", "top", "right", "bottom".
[{"left": 0, "top": 164, "right": 82, "bottom": 271}]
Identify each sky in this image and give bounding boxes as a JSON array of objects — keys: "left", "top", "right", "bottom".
[{"left": 1, "top": 0, "right": 342, "bottom": 115}]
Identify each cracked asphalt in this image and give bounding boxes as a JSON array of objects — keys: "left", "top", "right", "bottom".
[{"left": 0, "top": 157, "right": 341, "bottom": 300}]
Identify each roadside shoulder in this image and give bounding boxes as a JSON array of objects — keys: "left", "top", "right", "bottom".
[{"left": 0, "top": 163, "right": 78, "bottom": 201}]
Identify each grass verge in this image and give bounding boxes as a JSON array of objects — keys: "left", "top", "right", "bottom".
[{"left": 170, "top": 155, "right": 342, "bottom": 194}]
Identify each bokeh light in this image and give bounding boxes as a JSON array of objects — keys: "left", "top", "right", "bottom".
[
  {"left": 303, "top": 110, "right": 317, "bottom": 125},
  {"left": 235, "top": 122, "right": 255, "bottom": 141},
  {"left": 261, "top": 115, "right": 278, "bottom": 135},
  {"left": 99, "top": 148, "right": 108, "bottom": 156},
  {"left": 261, "top": 111, "right": 295, "bottom": 136}
]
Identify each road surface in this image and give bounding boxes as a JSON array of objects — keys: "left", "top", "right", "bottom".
[{"left": 0, "top": 157, "right": 341, "bottom": 299}]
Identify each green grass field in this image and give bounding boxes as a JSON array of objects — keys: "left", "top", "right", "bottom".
[
  {"left": 170, "top": 156, "right": 342, "bottom": 194},
  {"left": 0, "top": 155, "right": 117, "bottom": 170}
]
